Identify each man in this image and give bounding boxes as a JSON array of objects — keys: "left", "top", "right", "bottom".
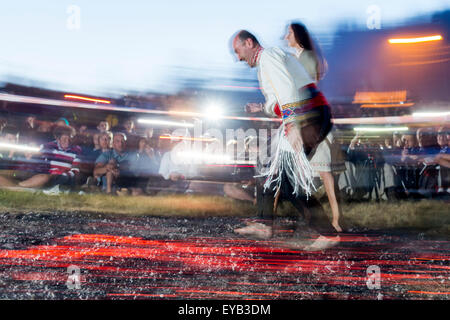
[
  {"left": 94, "top": 132, "right": 139, "bottom": 195},
  {"left": 231, "top": 30, "right": 338, "bottom": 250},
  {"left": 17, "top": 125, "right": 81, "bottom": 192}
]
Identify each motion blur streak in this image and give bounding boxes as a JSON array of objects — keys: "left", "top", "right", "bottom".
[
  {"left": 0, "top": 233, "right": 448, "bottom": 299},
  {"left": 388, "top": 35, "right": 443, "bottom": 44}
]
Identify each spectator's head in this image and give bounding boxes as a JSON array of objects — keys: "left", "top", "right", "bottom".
[
  {"left": 138, "top": 137, "right": 152, "bottom": 153},
  {"left": 55, "top": 117, "right": 70, "bottom": 127},
  {"left": 97, "top": 120, "right": 109, "bottom": 133},
  {"left": 437, "top": 127, "right": 448, "bottom": 148},
  {"left": 401, "top": 133, "right": 417, "bottom": 149},
  {"left": 416, "top": 127, "right": 437, "bottom": 148},
  {"left": 1, "top": 126, "right": 19, "bottom": 144},
  {"left": 144, "top": 127, "right": 154, "bottom": 139},
  {"left": 37, "top": 121, "right": 52, "bottom": 133},
  {"left": 25, "top": 115, "right": 36, "bottom": 129},
  {"left": 393, "top": 132, "right": 403, "bottom": 148},
  {"left": 112, "top": 132, "right": 127, "bottom": 154},
  {"left": 98, "top": 131, "right": 112, "bottom": 151},
  {"left": 0, "top": 117, "right": 7, "bottom": 133},
  {"left": 53, "top": 125, "right": 75, "bottom": 151},
  {"left": 93, "top": 133, "right": 100, "bottom": 149},
  {"left": 384, "top": 137, "right": 393, "bottom": 149},
  {"left": 123, "top": 118, "right": 135, "bottom": 133},
  {"left": 78, "top": 125, "right": 88, "bottom": 134},
  {"left": 232, "top": 30, "right": 261, "bottom": 68}
]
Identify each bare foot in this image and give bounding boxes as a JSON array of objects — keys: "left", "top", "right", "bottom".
[
  {"left": 234, "top": 222, "right": 272, "bottom": 239},
  {"left": 304, "top": 235, "right": 340, "bottom": 251},
  {"left": 281, "top": 238, "right": 310, "bottom": 250},
  {"left": 332, "top": 219, "right": 343, "bottom": 233}
]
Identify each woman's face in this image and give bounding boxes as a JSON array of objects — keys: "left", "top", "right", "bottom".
[
  {"left": 138, "top": 139, "right": 146, "bottom": 151},
  {"left": 284, "top": 25, "right": 297, "bottom": 49}
]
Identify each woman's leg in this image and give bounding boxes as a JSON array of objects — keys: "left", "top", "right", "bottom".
[{"left": 320, "top": 171, "right": 342, "bottom": 232}]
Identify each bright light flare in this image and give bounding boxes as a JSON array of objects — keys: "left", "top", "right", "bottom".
[
  {"left": 204, "top": 103, "right": 224, "bottom": 121},
  {"left": 0, "top": 142, "right": 40, "bottom": 153},
  {"left": 64, "top": 94, "right": 111, "bottom": 104},
  {"left": 353, "top": 127, "right": 409, "bottom": 132},
  {"left": 159, "top": 135, "right": 217, "bottom": 142},
  {"left": 388, "top": 35, "right": 442, "bottom": 44},
  {"left": 138, "top": 118, "right": 194, "bottom": 128}
]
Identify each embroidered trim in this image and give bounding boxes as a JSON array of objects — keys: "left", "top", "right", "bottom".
[{"left": 252, "top": 47, "right": 264, "bottom": 66}]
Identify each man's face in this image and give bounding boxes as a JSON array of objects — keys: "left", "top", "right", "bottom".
[
  {"left": 402, "top": 135, "right": 416, "bottom": 149},
  {"left": 58, "top": 134, "right": 71, "bottom": 150},
  {"left": 417, "top": 129, "right": 435, "bottom": 148},
  {"left": 113, "top": 134, "right": 126, "bottom": 153},
  {"left": 233, "top": 37, "right": 257, "bottom": 67},
  {"left": 437, "top": 133, "right": 446, "bottom": 147},
  {"left": 97, "top": 121, "right": 109, "bottom": 133},
  {"left": 124, "top": 120, "right": 134, "bottom": 132}
]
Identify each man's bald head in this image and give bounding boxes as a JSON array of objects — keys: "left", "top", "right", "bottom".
[
  {"left": 235, "top": 30, "right": 260, "bottom": 46},
  {"left": 232, "top": 30, "right": 261, "bottom": 68}
]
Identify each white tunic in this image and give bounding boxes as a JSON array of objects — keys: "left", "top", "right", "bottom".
[
  {"left": 256, "top": 47, "right": 317, "bottom": 196},
  {"left": 257, "top": 47, "right": 314, "bottom": 117}
]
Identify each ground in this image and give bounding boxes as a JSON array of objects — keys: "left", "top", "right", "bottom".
[{"left": 0, "top": 209, "right": 448, "bottom": 300}]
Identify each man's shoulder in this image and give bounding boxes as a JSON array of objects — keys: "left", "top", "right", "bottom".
[{"left": 261, "top": 47, "right": 287, "bottom": 60}]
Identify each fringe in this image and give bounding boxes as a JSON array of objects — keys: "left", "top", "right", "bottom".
[{"left": 257, "top": 123, "right": 316, "bottom": 198}]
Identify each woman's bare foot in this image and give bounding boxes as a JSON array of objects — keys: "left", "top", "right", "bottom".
[{"left": 332, "top": 219, "right": 343, "bottom": 233}]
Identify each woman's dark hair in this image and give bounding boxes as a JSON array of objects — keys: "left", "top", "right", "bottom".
[{"left": 289, "top": 21, "right": 328, "bottom": 81}]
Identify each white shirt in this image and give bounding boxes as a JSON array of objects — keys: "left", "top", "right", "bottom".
[
  {"left": 257, "top": 47, "right": 314, "bottom": 117},
  {"left": 158, "top": 149, "right": 198, "bottom": 180}
]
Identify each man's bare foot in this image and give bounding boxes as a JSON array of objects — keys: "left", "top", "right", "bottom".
[
  {"left": 304, "top": 235, "right": 340, "bottom": 251},
  {"left": 234, "top": 222, "right": 272, "bottom": 239},
  {"left": 281, "top": 238, "right": 310, "bottom": 250}
]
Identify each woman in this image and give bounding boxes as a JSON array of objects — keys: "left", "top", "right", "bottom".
[{"left": 285, "top": 22, "right": 344, "bottom": 232}]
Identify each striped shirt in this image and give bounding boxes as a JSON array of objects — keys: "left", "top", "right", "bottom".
[{"left": 40, "top": 141, "right": 82, "bottom": 176}]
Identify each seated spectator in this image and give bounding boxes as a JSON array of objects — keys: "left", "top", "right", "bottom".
[
  {"left": 17, "top": 125, "right": 82, "bottom": 192},
  {"left": 396, "top": 131, "right": 420, "bottom": 198},
  {"left": 80, "top": 131, "right": 113, "bottom": 188},
  {"left": 416, "top": 128, "right": 440, "bottom": 198},
  {"left": 20, "top": 114, "right": 38, "bottom": 143},
  {"left": 154, "top": 139, "right": 199, "bottom": 194},
  {"left": 0, "top": 126, "right": 21, "bottom": 187},
  {"left": 131, "top": 137, "right": 160, "bottom": 194},
  {"left": 93, "top": 132, "right": 139, "bottom": 195},
  {"left": 436, "top": 127, "right": 449, "bottom": 195},
  {"left": 346, "top": 133, "right": 385, "bottom": 201},
  {"left": 112, "top": 117, "right": 139, "bottom": 152}
]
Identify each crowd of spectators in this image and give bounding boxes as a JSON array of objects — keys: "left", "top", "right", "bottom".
[
  {"left": 338, "top": 127, "right": 450, "bottom": 201},
  {"left": 0, "top": 113, "right": 449, "bottom": 202},
  {"left": 0, "top": 114, "right": 197, "bottom": 196}
]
